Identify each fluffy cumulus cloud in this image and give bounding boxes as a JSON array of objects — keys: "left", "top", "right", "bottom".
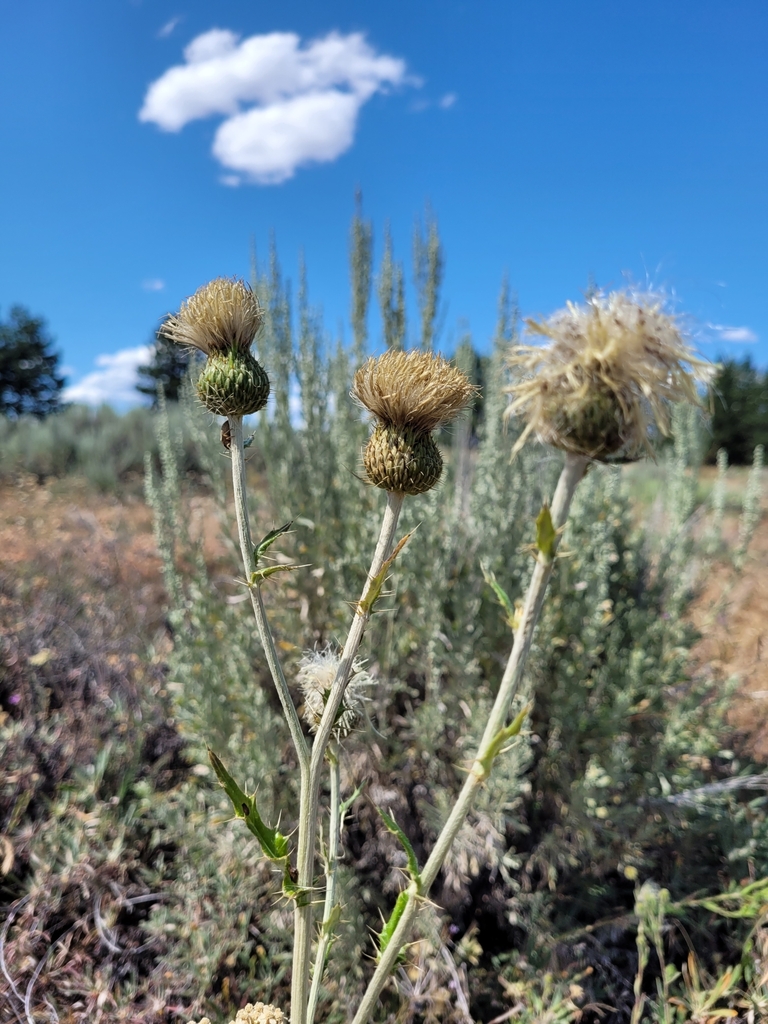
[
  {"left": 63, "top": 346, "right": 153, "bottom": 406},
  {"left": 713, "top": 325, "right": 758, "bottom": 343},
  {"left": 139, "top": 29, "right": 410, "bottom": 183}
]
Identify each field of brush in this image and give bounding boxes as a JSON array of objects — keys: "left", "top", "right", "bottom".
[{"left": 1, "top": 391, "right": 767, "bottom": 1024}]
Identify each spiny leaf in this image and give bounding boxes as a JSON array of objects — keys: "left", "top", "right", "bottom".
[
  {"left": 377, "top": 889, "right": 410, "bottom": 964},
  {"left": 358, "top": 529, "right": 415, "bottom": 616},
  {"left": 535, "top": 504, "right": 558, "bottom": 562},
  {"left": 249, "top": 562, "right": 308, "bottom": 586},
  {"left": 481, "top": 562, "right": 517, "bottom": 630},
  {"left": 255, "top": 521, "right": 293, "bottom": 565},
  {"left": 377, "top": 807, "right": 421, "bottom": 887},
  {"left": 479, "top": 703, "right": 532, "bottom": 775},
  {"left": 339, "top": 781, "right": 366, "bottom": 820},
  {"left": 208, "top": 749, "right": 290, "bottom": 861},
  {"left": 282, "top": 861, "right": 310, "bottom": 905}
]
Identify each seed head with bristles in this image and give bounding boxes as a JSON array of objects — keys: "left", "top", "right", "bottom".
[
  {"left": 353, "top": 349, "right": 476, "bottom": 433},
  {"left": 505, "top": 289, "right": 711, "bottom": 461},
  {"left": 352, "top": 350, "right": 477, "bottom": 494},
  {"left": 163, "top": 277, "right": 270, "bottom": 417},
  {"left": 297, "top": 648, "right": 372, "bottom": 741},
  {"left": 162, "top": 277, "right": 265, "bottom": 356}
]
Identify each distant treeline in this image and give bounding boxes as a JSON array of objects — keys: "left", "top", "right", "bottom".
[{"left": 708, "top": 356, "right": 768, "bottom": 463}]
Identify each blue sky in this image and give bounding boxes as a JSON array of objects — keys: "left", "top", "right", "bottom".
[{"left": 1, "top": 1, "right": 767, "bottom": 404}]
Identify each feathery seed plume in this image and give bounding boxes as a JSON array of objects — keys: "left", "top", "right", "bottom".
[
  {"left": 505, "top": 290, "right": 710, "bottom": 461},
  {"left": 298, "top": 648, "right": 371, "bottom": 741},
  {"left": 163, "top": 277, "right": 270, "bottom": 416},
  {"left": 162, "top": 277, "right": 265, "bottom": 356},
  {"left": 352, "top": 350, "right": 476, "bottom": 494}
]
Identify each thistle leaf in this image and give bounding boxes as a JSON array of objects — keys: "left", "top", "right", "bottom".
[
  {"left": 377, "top": 889, "right": 410, "bottom": 964},
  {"left": 250, "top": 563, "right": 308, "bottom": 585},
  {"left": 208, "top": 749, "right": 290, "bottom": 861},
  {"left": 377, "top": 807, "right": 421, "bottom": 887},
  {"left": 254, "top": 521, "right": 294, "bottom": 565},
  {"left": 339, "top": 781, "right": 366, "bottom": 820},
  {"left": 282, "top": 861, "right": 310, "bottom": 905},
  {"left": 481, "top": 562, "right": 516, "bottom": 630},
  {"left": 535, "top": 504, "right": 557, "bottom": 562},
  {"left": 358, "top": 529, "right": 415, "bottom": 616},
  {"left": 479, "top": 703, "right": 532, "bottom": 775}
]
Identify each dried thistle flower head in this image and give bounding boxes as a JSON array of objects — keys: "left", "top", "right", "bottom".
[
  {"left": 187, "top": 1003, "right": 285, "bottom": 1024},
  {"left": 505, "top": 290, "right": 710, "bottom": 460},
  {"left": 163, "top": 277, "right": 264, "bottom": 356},
  {"left": 163, "top": 277, "right": 270, "bottom": 416},
  {"left": 297, "top": 648, "right": 372, "bottom": 741},
  {"left": 353, "top": 350, "right": 476, "bottom": 433},
  {"left": 232, "top": 1003, "right": 286, "bottom": 1024},
  {"left": 352, "top": 350, "right": 476, "bottom": 493}
]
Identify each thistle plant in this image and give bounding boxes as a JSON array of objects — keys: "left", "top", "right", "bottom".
[{"left": 165, "top": 279, "right": 709, "bottom": 1024}]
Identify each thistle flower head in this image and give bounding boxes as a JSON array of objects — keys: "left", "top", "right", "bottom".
[
  {"left": 352, "top": 350, "right": 476, "bottom": 493},
  {"left": 162, "top": 277, "right": 264, "bottom": 356},
  {"left": 505, "top": 289, "right": 710, "bottom": 460},
  {"left": 353, "top": 349, "right": 476, "bottom": 433},
  {"left": 163, "top": 277, "right": 270, "bottom": 416},
  {"left": 297, "top": 648, "right": 372, "bottom": 741},
  {"left": 187, "top": 1004, "right": 286, "bottom": 1024},
  {"left": 233, "top": 1004, "right": 286, "bottom": 1024}
]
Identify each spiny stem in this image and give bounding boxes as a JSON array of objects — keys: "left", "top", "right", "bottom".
[
  {"left": 307, "top": 748, "right": 342, "bottom": 1024},
  {"left": 350, "top": 454, "right": 588, "bottom": 1024},
  {"left": 228, "top": 415, "right": 309, "bottom": 773},
  {"left": 292, "top": 490, "right": 405, "bottom": 1024}
]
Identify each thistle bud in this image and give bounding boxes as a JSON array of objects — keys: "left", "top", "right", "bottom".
[
  {"left": 505, "top": 290, "right": 710, "bottom": 461},
  {"left": 163, "top": 277, "right": 270, "bottom": 417},
  {"left": 352, "top": 350, "right": 476, "bottom": 494}
]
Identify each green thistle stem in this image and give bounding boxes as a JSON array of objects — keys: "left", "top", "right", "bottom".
[
  {"left": 292, "top": 490, "right": 404, "bottom": 1024},
  {"left": 350, "top": 454, "right": 588, "bottom": 1024},
  {"left": 307, "top": 747, "right": 342, "bottom": 1024},
  {"left": 228, "top": 415, "right": 309, "bottom": 772}
]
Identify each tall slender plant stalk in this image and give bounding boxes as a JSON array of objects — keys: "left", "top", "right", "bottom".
[
  {"left": 350, "top": 453, "right": 588, "bottom": 1024},
  {"left": 229, "top": 414, "right": 406, "bottom": 1024},
  {"left": 307, "top": 747, "right": 341, "bottom": 1024},
  {"left": 228, "top": 415, "right": 309, "bottom": 774},
  {"left": 293, "top": 490, "right": 404, "bottom": 1024}
]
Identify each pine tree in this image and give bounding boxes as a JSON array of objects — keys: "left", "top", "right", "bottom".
[
  {"left": 709, "top": 356, "right": 768, "bottom": 463},
  {"left": 137, "top": 317, "right": 195, "bottom": 404},
  {"left": 0, "top": 305, "right": 65, "bottom": 418}
]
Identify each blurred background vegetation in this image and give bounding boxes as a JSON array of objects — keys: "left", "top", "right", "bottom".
[{"left": 1, "top": 216, "right": 767, "bottom": 1023}]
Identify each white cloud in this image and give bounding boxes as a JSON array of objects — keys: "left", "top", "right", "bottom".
[
  {"left": 63, "top": 346, "right": 153, "bottom": 406},
  {"left": 213, "top": 90, "right": 359, "bottom": 184},
  {"left": 139, "top": 29, "right": 411, "bottom": 183},
  {"left": 142, "top": 278, "right": 166, "bottom": 291},
  {"left": 711, "top": 324, "right": 758, "bottom": 343},
  {"left": 439, "top": 92, "right": 457, "bottom": 109},
  {"left": 158, "top": 16, "right": 182, "bottom": 39}
]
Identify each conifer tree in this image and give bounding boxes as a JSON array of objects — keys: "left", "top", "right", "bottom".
[
  {"left": 0, "top": 305, "right": 65, "bottom": 418},
  {"left": 137, "top": 317, "right": 194, "bottom": 404}
]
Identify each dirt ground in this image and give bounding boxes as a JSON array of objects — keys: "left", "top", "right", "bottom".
[
  {"left": 1, "top": 473, "right": 767, "bottom": 759},
  {"left": 689, "top": 509, "right": 768, "bottom": 761}
]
